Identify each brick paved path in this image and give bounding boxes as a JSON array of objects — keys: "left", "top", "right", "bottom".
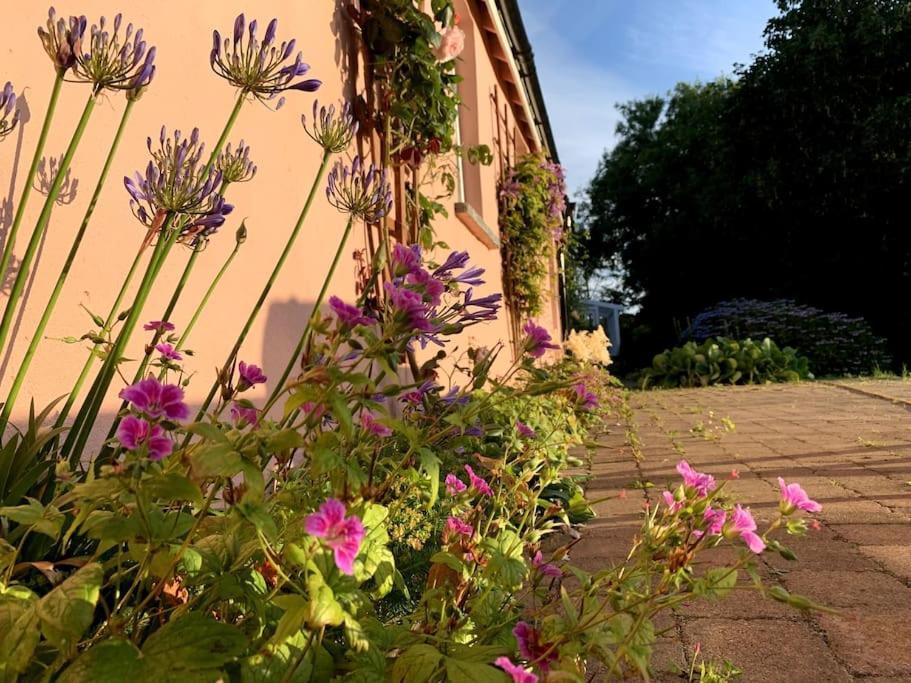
[{"left": 578, "top": 380, "right": 911, "bottom": 682}]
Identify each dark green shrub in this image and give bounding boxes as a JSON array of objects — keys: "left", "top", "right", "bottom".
[
  {"left": 641, "top": 337, "right": 811, "bottom": 388},
  {"left": 686, "top": 299, "right": 892, "bottom": 376}
]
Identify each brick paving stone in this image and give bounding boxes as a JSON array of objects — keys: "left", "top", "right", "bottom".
[{"left": 579, "top": 381, "right": 911, "bottom": 681}]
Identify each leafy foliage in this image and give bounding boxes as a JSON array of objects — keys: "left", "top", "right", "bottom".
[
  {"left": 686, "top": 299, "right": 892, "bottom": 377},
  {"left": 641, "top": 337, "right": 811, "bottom": 388},
  {"left": 500, "top": 152, "right": 566, "bottom": 320},
  {"left": 579, "top": 0, "right": 911, "bottom": 367}
]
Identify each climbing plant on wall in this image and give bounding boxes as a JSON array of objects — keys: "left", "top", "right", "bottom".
[{"left": 499, "top": 152, "right": 567, "bottom": 323}]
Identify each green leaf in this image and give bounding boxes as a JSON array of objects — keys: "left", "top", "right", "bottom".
[
  {"left": 37, "top": 562, "right": 103, "bottom": 650},
  {"left": 267, "top": 429, "right": 305, "bottom": 452},
  {"left": 144, "top": 472, "right": 204, "bottom": 505},
  {"left": 328, "top": 393, "right": 353, "bottom": 438},
  {"left": 58, "top": 639, "right": 143, "bottom": 682},
  {"left": 417, "top": 448, "right": 440, "bottom": 508},
  {"left": 0, "top": 599, "right": 40, "bottom": 678},
  {"left": 306, "top": 583, "right": 346, "bottom": 628},
  {"left": 391, "top": 644, "right": 442, "bottom": 683},
  {"left": 142, "top": 612, "right": 247, "bottom": 671},
  {"left": 191, "top": 443, "right": 243, "bottom": 478},
  {"left": 185, "top": 422, "right": 229, "bottom": 444},
  {"left": 444, "top": 657, "right": 505, "bottom": 683},
  {"left": 703, "top": 567, "right": 738, "bottom": 599},
  {"left": 0, "top": 497, "right": 64, "bottom": 539}
]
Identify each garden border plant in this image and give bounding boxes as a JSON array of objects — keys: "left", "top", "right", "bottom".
[{"left": 0, "top": 7, "right": 828, "bottom": 683}]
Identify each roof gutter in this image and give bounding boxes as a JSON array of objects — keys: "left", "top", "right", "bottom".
[{"left": 492, "top": 0, "right": 560, "bottom": 163}]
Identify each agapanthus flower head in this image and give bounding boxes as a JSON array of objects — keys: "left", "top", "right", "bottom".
[
  {"left": 326, "top": 157, "right": 391, "bottom": 222},
  {"left": 0, "top": 82, "right": 20, "bottom": 141},
  {"left": 38, "top": 8, "right": 87, "bottom": 76},
  {"left": 329, "top": 295, "right": 373, "bottom": 328},
  {"left": 124, "top": 127, "right": 229, "bottom": 241},
  {"left": 522, "top": 321, "right": 559, "bottom": 358},
  {"left": 457, "top": 289, "right": 502, "bottom": 326},
  {"left": 726, "top": 504, "right": 765, "bottom": 554},
  {"left": 778, "top": 477, "right": 822, "bottom": 514},
  {"left": 210, "top": 14, "right": 320, "bottom": 106},
  {"left": 495, "top": 658, "right": 538, "bottom": 683},
  {"left": 236, "top": 361, "right": 267, "bottom": 392},
  {"left": 305, "top": 499, "right": 365, "bottom": 575},
  {"left": 433, "top": 249, "right": 486, "bottom": 286},
  {"left": 216, "top": 140, "right": 257, "bottom": 184},
  {"left": 118, "top": 376, "right": 189, "bottom": 422},
  {"left": 72, "top": 14, "right": 156, "bottom": 95},
  {"left": 116, "top": 415, "right": 173, "bottom": 461},
  {"left": 302, "top": 100, "right": 358, "bottom": 153}
]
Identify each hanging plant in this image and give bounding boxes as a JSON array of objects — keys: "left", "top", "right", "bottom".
[{"left": 500, "top": 152, "right": 567, "bottom": 319}]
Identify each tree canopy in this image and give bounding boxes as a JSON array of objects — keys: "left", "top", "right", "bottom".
[{"left": 580, "top": 0, "right": 911, "bottom": 366}]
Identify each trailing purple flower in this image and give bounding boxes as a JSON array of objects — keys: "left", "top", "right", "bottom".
[
  {"left": 237, "top": 361, "right": 267, "bottom": 391},
  {"left": 38, "top": 8, "right": 87, "bottom": 76},
  {"left": 210, "top": 14, "right": 320, "bottom": 106},
  {"left": 326, "top": 157, "right": 391, "bottom": 223},
  {"left": 144, "top": 320, "right": 174, "bottom": 333},
  {"left": 217, "top": 140, "right": 257, "bottom": 184},
  {"left": 523, "top": 321, "right": 559, "bottom": 358},
  {"left": 384, "top": 281, "right": 434, "bottom": 333},
  {"left": 302, "top": 100, "right": 358, "bottom": 153},
  {"left": 329, "top": 296, "right": 373, "bottom": 328},
  {"left": 573, "top": 382, "right": 599, "bottom": 411},
  {"left": 73, "top": 14, "right": 156, "bottom": 95},
  {"left": 0, "top": 82, "right": 20, "bottom": 140}
]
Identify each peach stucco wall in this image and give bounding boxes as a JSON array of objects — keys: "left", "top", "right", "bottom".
[{"left": 0, "top": 1, "right": 561, "bottom": 439}]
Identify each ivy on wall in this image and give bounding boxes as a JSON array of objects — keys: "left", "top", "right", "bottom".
[{"left": 499, "top": 152, "right": 567, "bottom": 322}]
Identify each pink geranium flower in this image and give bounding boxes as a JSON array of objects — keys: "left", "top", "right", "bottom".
[
  {"left": 494, "top": 657, "right": 538, "bottom": 683},
  {"left": 513, "top": 622, "right": 554, "bottom": 671},
  {"left": 360, "top": 411, "right": 392, "bottom": 437},
  {"left": 662, "top": 490, "right": 683, "bottom": 513},
  {"left": 237, "top": 361, "right": 267, "bottom": 391},
  {"left": 305, "top": 499, "right": 366, "bottom": 575},
  {"left": 522, "top": 321, "right": 559, "bottom": 359},
  {"left": 464, "top": 464, "right": 492, "bottom": 496},
  {"left": 116, "top": 415, "right": 173, "bottom": 461},
  {"left": 777, "top": 477, "right": 822, "bottom": 514},
  {"left": 727, "top": 505, "right": 765, "bottom": 553},
  {"left": 532, "top": 550, "right": 562, "bottom": 578},
  {"left": 444, "top": 516, "right": 473, "bottom": 541},
  {"left": 144, "top": 320, "right": 175, "bottom": 333},
  {"left": 445, "top": 473, "right": 467, "bottom": 495},
  {"left": 676, "top": 460, "right": 716, "bottom": 497},
  {"left": 119, "top": 377, "right": 189, "bottom": 422},
  {"left": 155, "top": 343, "right": 182, "bottom": 361},
  {"left": 516, "top": 420, "right": 536, "bottom": 438},
  {"left": 703, "top": 506, "right": 727, "bottom": 535},
  {"left": 230, "top": 402, "right": 259, "bottom": 428}
]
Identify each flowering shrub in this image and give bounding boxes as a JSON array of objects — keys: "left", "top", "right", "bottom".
[
  {"left": 642, "top": 336, "right": 811, "bottom": 389},
  {"left": 0, "top": 7, "right": 826, "bottom": 682},
  {"left": 564, "top": 325, "right": 613, "bottom": 366},
  {"left": 500, "top": 152, "right": 567, "bottom": 323},
  {"left": 686, "top": 298, "right": 893, "bottom": 376}
]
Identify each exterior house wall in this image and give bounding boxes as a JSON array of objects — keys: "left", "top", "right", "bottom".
[{"left": 0, "top": 0, "right": 561, "bottom": 437}]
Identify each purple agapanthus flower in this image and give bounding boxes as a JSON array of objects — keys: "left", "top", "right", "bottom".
[
  {"left": 0, "top": 82, "right": 20, "bottom": 140},
  {"left": 329, "top": 295, "right": 373, "bottom": 327},
  {"left": 155, "top": 343, "right": 182, "bottom": 361},
  {"left": 116, "top": 415, "right": 173, "bottom": 461},
  {"left": 217, "top": 140, "right": 257, "bottom": 184},
  {"left": 144, "top": 320, "right": 175, "bottom": 333},
  {"left": 38, "top": 8, "right": 87, "bottom": 76},
  {"left": 211, "top": 15, "right": 320, "bottom": 106},
  {"left": 326, "top": 156, "right": 392, "bottom": 222},
  {"left": 119, "top": 376, "right": 189, "bottom": 422},
  {"left": 302, "top": 100, "right": 358, "bottom": 153},
  {"left": 237, "top": 361, "right": 267, "bottom": 391},
  {"left": 432, "top": 250, "right": 486, "bottom": 286},
  {"left": 523, "top": 321, "right": 559, "bottom": 359},
  {"left": 360, "top": 411, "right": 392, "bottom": 438},
  {"left": 305, "top": 499, "right": 365, "bottom": 575},
  {"left": 402, "top": 380, "right": 438, "bottom": 405},
  {"left": 73, "top": 14, "right": 157, "bottom": 95}
]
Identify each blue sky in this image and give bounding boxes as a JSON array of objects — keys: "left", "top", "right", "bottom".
[{"left": 520, "top": 0, "right": 778, "bottom": 194}]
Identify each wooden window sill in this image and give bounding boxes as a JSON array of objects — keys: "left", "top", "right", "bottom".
[{"left": 455, "top": 202, "right": 500, "bottom": 250}]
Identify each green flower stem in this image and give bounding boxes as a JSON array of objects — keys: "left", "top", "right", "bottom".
[
  {"left": 0, "top": 99, "right": 136, "bottom": 433},
  {"left": 0, "top": 74, "right": 64, "bottom": 291},
  {"left": 176, "top": 239, "right": 242, "bottom": 351},
  {"left": 263, "top": 216, "right": 355, "bottom": 415},
  {"left": 0, "top": 91, "right": 98, "bottom": 355},
  {"left": 63, "top": 220, "right": 177, "bottom": 463},
  {"left": 54, "top": 245, "right": 146, "bottom": 431},
  {"left": 191, "top": 149, "right": 332, "bottom": 424}
]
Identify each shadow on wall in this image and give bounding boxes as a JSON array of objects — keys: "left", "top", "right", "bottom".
[{"left": 261, "top": 297, "right": 316, "bottom": 401}]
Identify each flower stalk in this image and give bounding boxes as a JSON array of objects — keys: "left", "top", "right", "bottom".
[
  {"left": 0, "top": 98, "right": 137, "bottom": 432},
  {"left": 0, "top": 91, "right": 99, "bottom": 356}
]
